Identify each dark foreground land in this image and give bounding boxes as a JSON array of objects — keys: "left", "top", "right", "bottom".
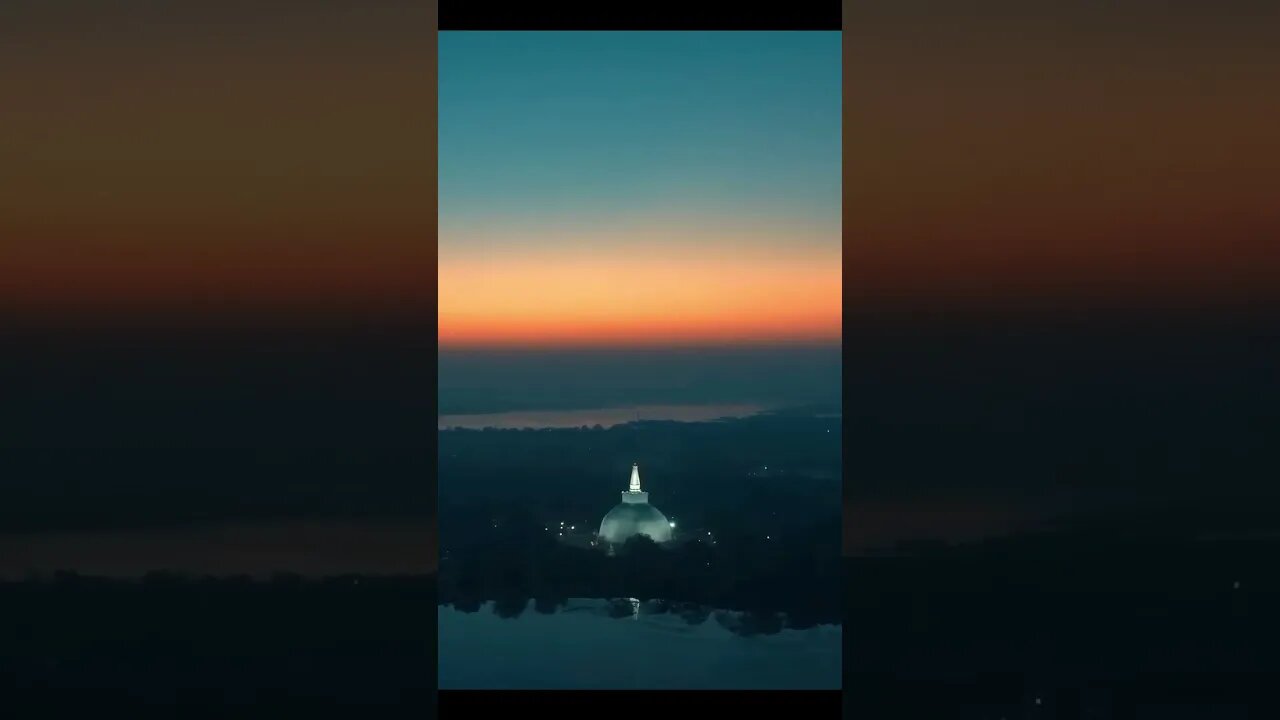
[
  {"left": 438, "top": 519, "right": 840, "bottom": 629},
  {"left": 845, "top": 531, "right": 1280, "bottom": 719},
  {"left": 437, "top": 411, "right": 842, "bottom": 625},
  {"left": 0, "top": 573, "right": 437, "bottom": 707}
]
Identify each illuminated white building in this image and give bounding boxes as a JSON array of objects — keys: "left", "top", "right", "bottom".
[{"left": 598, "top": 463, "right": 673, "bottom": 545}]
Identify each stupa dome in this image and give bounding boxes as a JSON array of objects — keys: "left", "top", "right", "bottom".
[{"left": 598, "top": 463, "right": 673, "bottom": 545}]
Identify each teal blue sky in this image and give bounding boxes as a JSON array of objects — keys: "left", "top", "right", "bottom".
[{"left": 439, "top": 31, "right": 842, "bottom": 253}]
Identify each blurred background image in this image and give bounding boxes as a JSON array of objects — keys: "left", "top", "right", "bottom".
[
  {"left": 0, "top": 0, "right": 436, "bottom": 704},
  {"left": 844, "top": 1, "right": 1280, "bottom": 716}
]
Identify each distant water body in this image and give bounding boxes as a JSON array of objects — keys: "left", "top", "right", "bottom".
[
  {"left": 438, "top": 599, "right": 841, "bottom": 689},
  {"left": 438, "top": 403, "right": 765, "bottom": 430}
]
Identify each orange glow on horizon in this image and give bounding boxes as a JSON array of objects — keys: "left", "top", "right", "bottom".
[{"left": 438, "top": 247, "right": 841, "bottom": 347}]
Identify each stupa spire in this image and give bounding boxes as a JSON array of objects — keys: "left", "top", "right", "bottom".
[{"left": 629, "top": 463, "right": 642, "bottom": 492}]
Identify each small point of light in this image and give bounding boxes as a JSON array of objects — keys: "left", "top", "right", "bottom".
[
  {"left": 766, "top": 535, "right": 771, "bottom": 540},
  {"left": 1234, "top": 581, "right": 1241, "bottom": 589},
  {"left": 1035, "top": 697, "right": 1041, "bottom": 705},
  {"left": 670, "top": 521, "right": 676, "bottom": 528}
]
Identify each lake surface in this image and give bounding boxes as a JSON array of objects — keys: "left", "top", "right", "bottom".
[
  {"left": 438, "top": 403, "right": 765, "bottom": 430},
  {"left": 438, "top": 598, "right": 841, "bottom": 689}
]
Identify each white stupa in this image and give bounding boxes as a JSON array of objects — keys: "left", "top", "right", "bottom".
[{"left": 598, "top": 463, "right": 673, "bottom": 545}]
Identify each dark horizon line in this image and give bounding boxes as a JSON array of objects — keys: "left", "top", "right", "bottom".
[{"left": 7, "top": 304, "right": 1276, "bottom": 346}]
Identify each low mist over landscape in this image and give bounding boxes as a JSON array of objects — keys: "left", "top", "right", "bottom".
[{"left": 438, "top": 345, "right": 841, "bottom": 416}]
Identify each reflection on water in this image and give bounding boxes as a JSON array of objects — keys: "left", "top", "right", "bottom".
[
  {"left": 437, "top": 403, "right": 765, "bottom": 430},
  {"left": 438, "top": 597, "right": 841, "bottom": 689}
]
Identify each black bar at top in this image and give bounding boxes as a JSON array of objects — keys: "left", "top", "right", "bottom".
[{"left": 439, "top": 0, "right": 841, "bottom": 31}]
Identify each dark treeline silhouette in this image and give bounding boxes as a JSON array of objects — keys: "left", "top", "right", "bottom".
[
  {"left": 2, "top": 326, "right": 437, "bottom": 535},
  {"left": 438, "top": 412, "right": 841, "bottom": 624},
  {"left": 440, "top": 521, "right": 840, "bottom": 629},
  {"left": 450, "top": 595, "right": 804, "bottom": 639},
  {"left": 0, "top": 449, "right": 435, "bottom": 534},
  {"left": 2, "top": 326, "right": 436, "bottom": 449},
  {"left": 1, "top": 325, "right": 437, "bottom": 704},
  {"left": 846, "top": 530, "right": 1280, "bottom": 718},
  {"left": 845, "top": 311, "right": 1278, "bottom": 509},
  {"left": 842, "top": 310, "right": 1280, "bottom": 718},
  {"left": 0, "top": 572, "right": 437, "bottom": 705}
]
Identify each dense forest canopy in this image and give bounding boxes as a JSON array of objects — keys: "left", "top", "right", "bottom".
[{"left": 438, "top": 411, "right": 841, "bottom": 622}]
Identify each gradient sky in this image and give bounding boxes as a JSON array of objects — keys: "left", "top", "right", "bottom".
[
  {"left": 842, "top": 0, "right": 1280, "bottom": 553},
  {"left": 439, "top": 31, "right": 842, "bottom": 347},
  {"left": 2, "top": 2, "right": 439, "bottom": 576},
  {"left": 846, "top": 1, "right": 1280, "bottom": 315},
  {"left": 0, "top": 0, "right": 435, "bottom": 327}
]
